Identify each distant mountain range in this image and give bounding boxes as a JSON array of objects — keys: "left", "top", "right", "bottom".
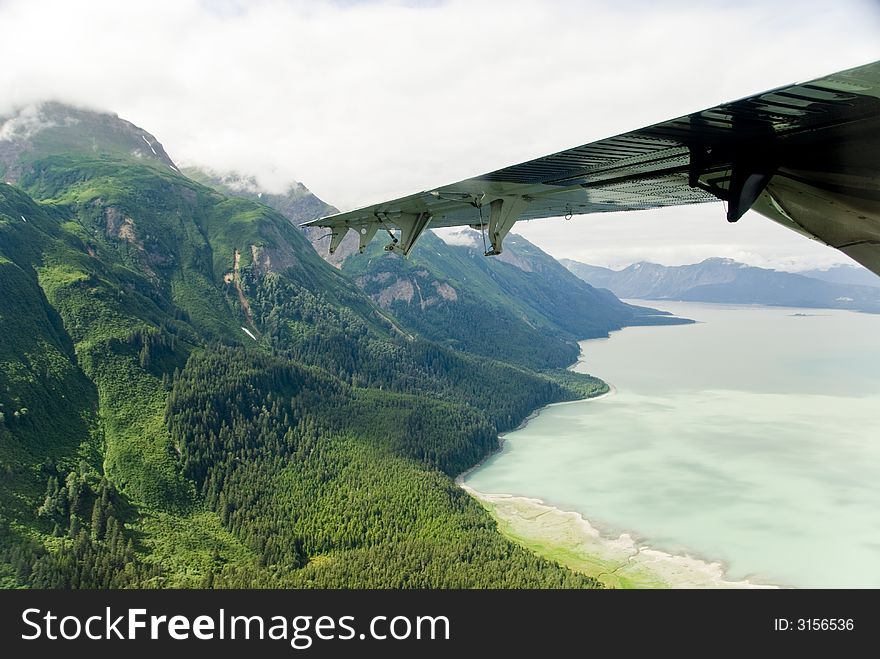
[
  {"left": 561, "top": 257, "right": 880, "bottom": 313},
  {"left": 796, "top": 264, "right": 880, "bottom": 288}
]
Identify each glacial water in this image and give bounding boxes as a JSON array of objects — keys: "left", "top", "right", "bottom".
[{"left": 464, "top": 301, "right": 880, "bottom": 588}]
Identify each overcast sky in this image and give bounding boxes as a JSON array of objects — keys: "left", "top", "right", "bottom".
[{"left": 1, "top": 0, "right": 878, "bottom": 270}]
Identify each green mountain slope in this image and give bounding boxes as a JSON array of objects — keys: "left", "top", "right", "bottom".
[
  {"left": 0, "top": 105, "right": 604, "bottom": 588},
  {"left": 0, "top": 186, "right": 101, "bottom": 522},
  {"left": 338, "top": 228, "right": 688, "bottom": 369},
  {"left": 189, "top": 169, "right": 687, "bottom": 369}
]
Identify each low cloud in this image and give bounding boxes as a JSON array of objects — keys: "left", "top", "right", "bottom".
[{"left": 0, "top": 103, "right": 76, "bottom": 141}]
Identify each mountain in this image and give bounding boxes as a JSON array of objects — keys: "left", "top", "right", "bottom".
[
  {"left": 182, "top": 167, "right": 337, "bottom": 226},
  {"left": 337, "top": 228, "right": 689, "bottom": 369},
  {"left": 1, "top": 103, "right": 607, "bottom": 589},
  {"left": 560, "top": 260, "right": 621, "bottom": 291},
  {"left": 562, "top": 258, "right": 759, "bottom": 300},
  {"left": 796, "top": 263, "right": 880, "bottom": 288},
  {"left": 562, "top": 257, "right": 880, "bottom": 313},
  {"left": 0, "top": 102, "right": 178, "bottom": 180},
  {"left": 187, "top": 168, "right": 691, "bottom": 370}
]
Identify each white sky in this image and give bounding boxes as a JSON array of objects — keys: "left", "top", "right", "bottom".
[{"left": 1, "top": 0, "right": 878, "bottom": 270}]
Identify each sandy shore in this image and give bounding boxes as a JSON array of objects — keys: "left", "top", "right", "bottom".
[
  {"left": 457, "top": 377, "right": 778, "bottom": 589},
  {"left": 460, "top": 482, "right": 777, "bottom": 589}
]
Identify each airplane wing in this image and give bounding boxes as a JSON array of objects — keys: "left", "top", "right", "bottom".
[{"left": 303, "top": 61, "right": 880, "bottom": 274}]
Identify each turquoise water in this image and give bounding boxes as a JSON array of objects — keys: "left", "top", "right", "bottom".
[{"left": 465, "top": 301, "right": 880, "bottom": 588}]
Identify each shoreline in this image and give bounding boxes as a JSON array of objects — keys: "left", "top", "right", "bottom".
[
  {"left": 460, "top": 482, "right": 778, "bottom": 589},
  {"left": 454, "top": 385, "right": 615, "bottom": 487},
  {"left": 457, "top": 342, "right": 779, "bottom": 589}
]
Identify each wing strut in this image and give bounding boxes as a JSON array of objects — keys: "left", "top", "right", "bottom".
[
  {"left": 385, "top": 211, "right": 432, "bottom": 256},
  {"left": 329, "top": 227, "right": 348, "bottom": 254},
  {"left": 356, "top": 223, "right": 379, "bottom": 253},
  {"left": 486, "top": 196, "right": 530, "bottom": 255}
]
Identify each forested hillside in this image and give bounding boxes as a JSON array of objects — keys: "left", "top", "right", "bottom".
[
  {"left": 194, "top": 171, "right": 687, "bottom": 369},
  {"left": 0, "top": 103, "right": 612, "bottom": 588}
]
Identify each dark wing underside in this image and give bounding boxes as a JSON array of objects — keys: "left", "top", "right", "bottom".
[{"left": 304, "top": 61, "right": 880, "bottom": 274}]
